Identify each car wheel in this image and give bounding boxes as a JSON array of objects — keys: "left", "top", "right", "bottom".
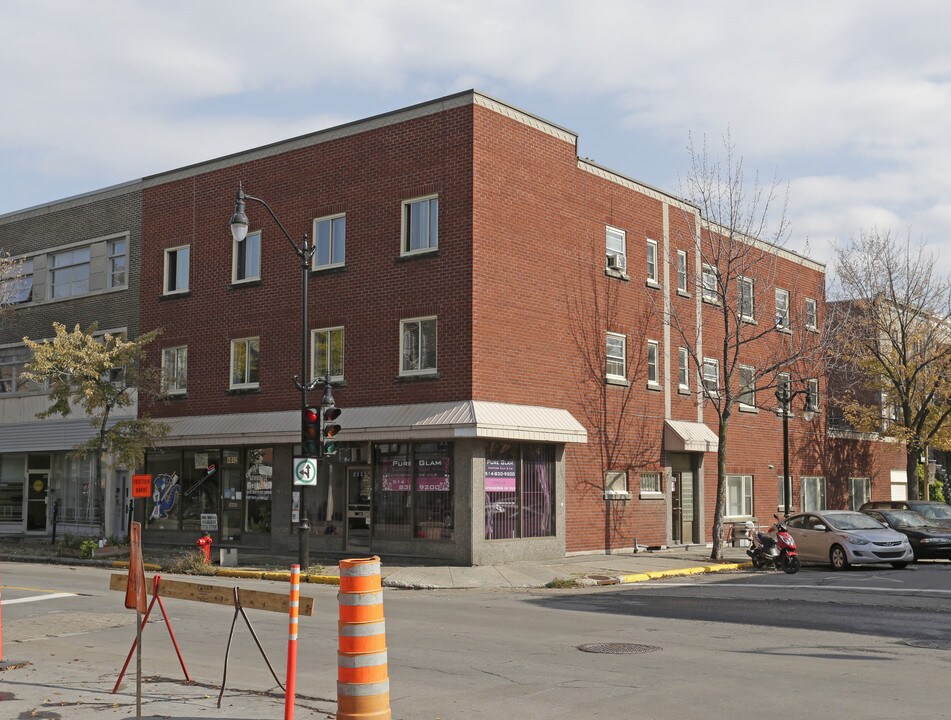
[
  {"left": 891, "top": 562, "right": 908, "bottom": 569},
  {"left": 829, "top": 544, "right": 849, "bottom": 570}
]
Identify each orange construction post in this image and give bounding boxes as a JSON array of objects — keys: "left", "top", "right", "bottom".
[{"left": 337, "top": 556, "right": 390, "bottom": 720}]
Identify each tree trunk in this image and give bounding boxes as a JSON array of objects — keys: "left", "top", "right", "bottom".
[
  {"left": 710, "top": 419, "right": 728, "bottom": 560},
  {"left": 906, "top": 446, "right": 921, "bottom": 501}
]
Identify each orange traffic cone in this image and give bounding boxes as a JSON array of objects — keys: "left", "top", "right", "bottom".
[{"left": 337, "top": 556, "right": 390, "bottom": 720}]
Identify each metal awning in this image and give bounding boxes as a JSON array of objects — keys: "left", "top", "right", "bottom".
[
  {"left": 158, "top": 401, "right": 588, "bottom": 447},
  {"left": 664, "top": 419, "right": 719, "bottom": 453},
  {"left": 0, "top": 416, "right": 125, "bottom": 453}
]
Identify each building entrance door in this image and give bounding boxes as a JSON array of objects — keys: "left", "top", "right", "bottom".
[
  {"left": 671, "top": 471, "right": 695, "bottom": 545},
  {"left": 346, "top": 466, "right": 371, "bottom": 550},
  {"left": 27, "top": 471, "right": 49, "bottom": 532}
]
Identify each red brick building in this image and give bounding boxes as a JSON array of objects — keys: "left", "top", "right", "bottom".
[{"left": 134, "top": 90, "right": 904, "bottom": 563}]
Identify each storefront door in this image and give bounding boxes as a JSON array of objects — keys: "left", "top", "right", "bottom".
[
  {"left": 346, "top": 466, "right": 371, "bottom": 550},
  {"left": 27, "top": 470, "right": 48, "bottom": 532},
  {"left": 672, "top": 471, "right": 695, "bottom": 545}
]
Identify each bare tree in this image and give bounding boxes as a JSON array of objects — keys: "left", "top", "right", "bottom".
[
  {"left": 830, "top": 229, "right": 951, "bottom": 500},
  {"left": 672, "top": 132, "right": 825, "bottom": 560}
]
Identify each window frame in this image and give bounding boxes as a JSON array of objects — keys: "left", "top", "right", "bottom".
[
  {"left": 646, "top": 238, "right": 659, "bottom": 285},
  {"left": 801, "top": 476, "right": 827, "bottom": 511},
  {"left": 230, "top": 336, "right": 260, "bottom": 390},
  {"left": 777, "top": 475, "right": 793, "bottom": 513},
  {"left": 313, "top": 213, "right": 347, "bottom": 270},
  {"left": 702, "top": 264, "right": 719, "bottom": 303},
  {"left": 738, "top": 364, "right": 756, "bottom": 408},
  {"left": 232, "top": 229, "right": 261, "bottom": 283},
  {"left": 108, "top": 238, "right": 127, "bottom": 289},
  {"left": 647, "top": 339, "right": 660, "bottom": 387},
  {"left": 739, "top": 276, "right": 755, "bottom": 321},
  {"left": 849, "top": 477, "right": 871, "bottom": 510},
  {"left": 401, "top": 195, "right": 439, "bottom": 256},
  {"left": 161, "top": 345, "right": 188, "bottom": 395},
  {"left": 164, "top": 245, "right": 190, "bottom": 295},
  {"left": 677, "top": 250, "right": 689, "bottom": 294},
  {"left": 605, "top": 225, "right": 627, "bottom": 272},
  {"left": 678, "top": 347, "right": 689, "bottom": 392},
  {"left": 49, "top": 246, "right": 91, "bottom": 299},
  {"left": 805, "top": 297, "right": 818, "bottom": 331},
  {"left": 702, "top": 357, "right": 720, "bottom": 396},
  {"left": 640, "top": 471, "right": 663, "bottom": 498},
  {"left": 726, "top": 474, "right": 754, "bottom": 518},
  {"left": 311, "top": 326, "right": 345, "bottom": 382},
  {"left": 399, "top": 316, "right": 438, "bottom": 376},
  {"left": 606, "top": 332, "right": 627, "bottom": 382},
  {"left": 604, "top": 471, "right": 630, "bottom": 500},
  {"left": 775, "top": 287, "right": 790, "bottom": 328},
  {"left": 0, "top": 257, "right": 33, "bottom": 305},
  {"left": 806, "top": 378, "right": 820, "bottom": 413}
]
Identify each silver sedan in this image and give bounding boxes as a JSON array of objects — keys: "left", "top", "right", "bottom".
[{"left": 784, "top": 510, "right": 914, "bottom": 570}]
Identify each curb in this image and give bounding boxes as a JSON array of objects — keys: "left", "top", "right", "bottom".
[{"left": 577, "top": 560, "right": 751, "bottom": 587}]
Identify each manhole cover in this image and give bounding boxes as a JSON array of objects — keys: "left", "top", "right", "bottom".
[
  {"left": 905, "top": 639, "right": 951, "bottom": 650},
  {"left": 578, "top": 643, "right": 661, "bottom": 654}
]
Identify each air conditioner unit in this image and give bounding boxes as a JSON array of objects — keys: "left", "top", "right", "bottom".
[{"left": 607, "top": 254, "right": 626, "bottom": 271}]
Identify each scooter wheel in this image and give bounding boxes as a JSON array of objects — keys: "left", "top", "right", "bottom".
[
  {"left": 782, "top": 555, "right": 801, "bottom": 574},
  {"left": 751, "top": 554, "right": 766, "bottom": 569}
]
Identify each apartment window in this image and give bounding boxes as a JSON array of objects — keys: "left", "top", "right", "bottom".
[
  {"left": 50, "top": 247, "right": 91, "bottom": 299},
  {"left": 400, "top": 317, "right": 437, "bottom": 375},
  {"left": 677, "top": 250, "right": 688, "bottom": 293},
  {"left": 777, "top": 475, "right": 792, "bottom": 512},
  {"left": 233, "top": 230, "right": 261, "bottom": 282},
  {"left": 314, "top": 214, "right": 346, "bottom": 269},
  {"left": 604, "top": 471, "right": 630, "bottom": 499},
  {"left": 606, "top": 332, "right": 627, "bottom": 380},
  {"left": 775, "top": 288, "right": 790, "bottom": 328},
  {"left": 702, "top": 264, "right": 719, "bottom": 303},
  {"left": 678, "top": 347, "right": 689, "bottom": 391},
  {"left": 647, "top": 340, "right": 659, "bottom": 387},
  {"left": 402, "top": 196, "right": 438, "bottom": 255},
  {"left": 806, "top": 378, "right": 819, "bottom": 412},
  {"left": 0, "top": 258, "right": 33, "bottom": 304},
  {"left": 646, "top": 239, "right": 658, "bottom": 285},
  {"left": 109, "top": 239, "right": 127, "bottom": 288},
  {"left": 164, "top": 246, "right": 190, "bottom": 294},
  {"left": 802, "top": 476, "right": 827, "bottom": 511},
  {"left": 606, "top": 225, "right": 626, "bottom": 272},
  {"left": 726, "top": 474, "right": 753, "bottom": 517},
  {"left": 702, "top": 358, "right": 719, "bottom": 395},
  {"left": 312, "top": 327, "right": 344, "bottom": 382},
  {"left": 230, "top": 337, "right": 260, "bottom": 389},
  {"left": 641, "top": 471, "right": 662, "bottom": 495},
  {"left": 161, "top": 346, "right": 188, "bottom": 395},
  {"left": 739, "top": 276, "right": 754, "bottom": 321},
  {"left": 805, "top": 297, "right": 818, "bottom": 331},
  {"left": 739, "top": 365, "right": 755, "bottom": 407},
  {"left": 849, "top": 477, "right": 871, "bottom": 510}
]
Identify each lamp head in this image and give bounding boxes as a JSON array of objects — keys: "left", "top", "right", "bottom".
[{"left": 230, "top": 186, "right": 249, "bottom": 242}]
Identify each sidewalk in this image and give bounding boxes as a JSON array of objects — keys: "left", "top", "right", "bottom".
[{"left": 167, "top": 545, "right": 753, "bottom": 589}]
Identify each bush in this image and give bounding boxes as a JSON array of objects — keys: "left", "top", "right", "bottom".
[
  {"left": 79, "top": 540, "right": 98, "bottom": 559},
  {"left": 161, "top": 550, "right": 216, "bottom": 576}
]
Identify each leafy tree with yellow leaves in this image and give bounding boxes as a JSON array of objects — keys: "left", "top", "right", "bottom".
[{"left": 22, "top": 323, "right": 170, "bottom": 534}]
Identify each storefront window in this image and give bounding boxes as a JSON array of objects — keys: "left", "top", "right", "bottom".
[
  {"left": 0, "top": 455, "right": 25, "bottom": 523},
  {"left": 146, "top": 451, "right": 183, "bottom": 530},
  {"left": 374, "top": 442, "right": 453, "bottom": 541},
  {"left": 182, "top": 450, "right": 220, "bottom": 531},
  {"left": 485, "top": 443, "right": 555, "bottom": 540},
  {"left": 50, "top": 453, "right": 97, "bottom": 526},
  {"left": 245, "top": 448, "right": 272, "bottom": 532}
]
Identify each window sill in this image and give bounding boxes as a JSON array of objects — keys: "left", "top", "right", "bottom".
[
  {"left": 606, "top": 376, "right": 630, "bottom": 387},
  {"left": 775, "top": 326, "right": 792, "bottom": 335},
  {"left": 805, "top": 325, "right": 819, "bottom": 333},
  {"left": 678, "top": 386, "right": 691, "bottom": 395},
  {"left": 605, "top": 267, "right": 629, "bottom": 281},
  {"left": 165, "top": 391, "right": 188, "bottom": 399},
  {"left": 646, "top": 279, "right": 660, "bottom": 290},
  {"left": 739, "top": 404, "right": 758, "bottom": 414},
  {"left": 702, "top": 297, "right": 720, "bottom": 306},
  {"left": 160, "top": 290, "right": 191, "bottom": 300},
  {"left": 646, "top": 382, "right": 662, "bottom": 392},
  {"left": 604, "top": 491, "right": 632, "bottom": 501},
  {"left": 396, "top": 371, "right": 440, "bottom": 382},
  {"left": 640, "top": 492, "right": 664, "bottom": 500},
  {"left": 741, "top": 317, "right": 757, "bottom": 325},
  {"left": 677, "top": 290, "right": 691, "bottom": 299},
  {"left": 312, "top": 264, "right": 348, "bottom": 275},
  {"left": 229, "top": 279, "right": 261, "bottom": 289},
  {"left": 228, "top": 385, "right": 261, "bottom": 394},
  {"left": 397, "top": 249, "right": 440, "bottom": 262}
]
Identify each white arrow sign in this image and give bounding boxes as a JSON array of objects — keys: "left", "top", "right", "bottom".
[{"left": 293, "top": 457, "right": 318, "bottom": 486}]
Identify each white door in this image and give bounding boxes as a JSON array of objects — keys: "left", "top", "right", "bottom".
[{"left": 890, "top": 470, "right": 908, "bottom": 501}]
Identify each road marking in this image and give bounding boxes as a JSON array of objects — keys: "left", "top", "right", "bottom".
[
  {"left": 634, "top": 581, "right": 951, "bottom": 596},
  {"left": 1, "top": 592, "right": 77, "bottom": 605}
]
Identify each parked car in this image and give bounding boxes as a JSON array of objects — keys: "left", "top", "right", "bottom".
[
  {"left": 859, "top": 500, "right": 951, "bottom": 524},
  {"left": 784, "top": 510, "right": 914, "bottom": 570},
  {"left": 860, "top": 508, "right": 951, "bottom": 561}
]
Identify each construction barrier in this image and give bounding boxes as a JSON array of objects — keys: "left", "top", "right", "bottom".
[{"left": 337, "top": 556, "right": 390, "bottom": 720}]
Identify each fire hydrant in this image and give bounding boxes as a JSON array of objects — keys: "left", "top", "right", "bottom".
[{"left": 196, "top": 533, "right": 213, "bottom": 564}]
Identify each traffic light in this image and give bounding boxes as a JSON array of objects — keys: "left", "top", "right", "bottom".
[
  {"left": 302, "top": 406, "right": 321, "bottom": 457},
  {"left": 321, "top": 406, "right": 342, "bottom": 455}
]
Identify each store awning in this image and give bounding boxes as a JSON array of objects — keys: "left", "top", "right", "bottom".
[
  {"left": 158, "top": 401, "right": 588, "bottom": 447},
  {"left": 0, "top": 416, "right": 125, "bottom": 453},
  {"left": 664, "top": 419, "right": 719, "bottom": 453}
]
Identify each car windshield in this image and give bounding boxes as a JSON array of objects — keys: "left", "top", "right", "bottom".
[
  {"left": 882, "top": 510, "right": 935, "bottom": 528},
  {"left": 915, "top": 504, "right": 951, "bottom": 521},
  {"left": 826, "top": 513, "right": 887, "bottom": 531}
]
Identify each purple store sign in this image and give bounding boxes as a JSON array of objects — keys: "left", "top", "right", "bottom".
[
  {"left": 485, "top": 459, "right": 517, "bottom": 492},
  {"left": 382, "top": 458, "right": 412, "bottom": 492},
  {"left": 416, "top": 457, "right": 450, "bottom": 492}
]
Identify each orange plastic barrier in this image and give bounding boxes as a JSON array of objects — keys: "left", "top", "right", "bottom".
[{"left": 337, "top": 556, "right": 390, "bottom": 720}]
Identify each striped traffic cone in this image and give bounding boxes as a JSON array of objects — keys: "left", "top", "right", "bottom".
[{"left": 337, "top": 556, "right": 390, "bottom": 720}]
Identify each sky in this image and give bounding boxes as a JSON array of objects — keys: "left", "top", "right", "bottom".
[{"left": 2, "top": 1, "right": 950, "bottom": 280}]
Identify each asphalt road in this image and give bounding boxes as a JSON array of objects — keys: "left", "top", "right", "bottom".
[{"left": 2, "top": 560, "right": 950, "bottom": 719}]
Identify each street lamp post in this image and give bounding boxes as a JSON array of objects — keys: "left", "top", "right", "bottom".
[
  {"left": 230, "top": 184, "right": 318, "bottom": 571},
  {"left": 776, "top": 383, "right": 816, "bottom": 518}
]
